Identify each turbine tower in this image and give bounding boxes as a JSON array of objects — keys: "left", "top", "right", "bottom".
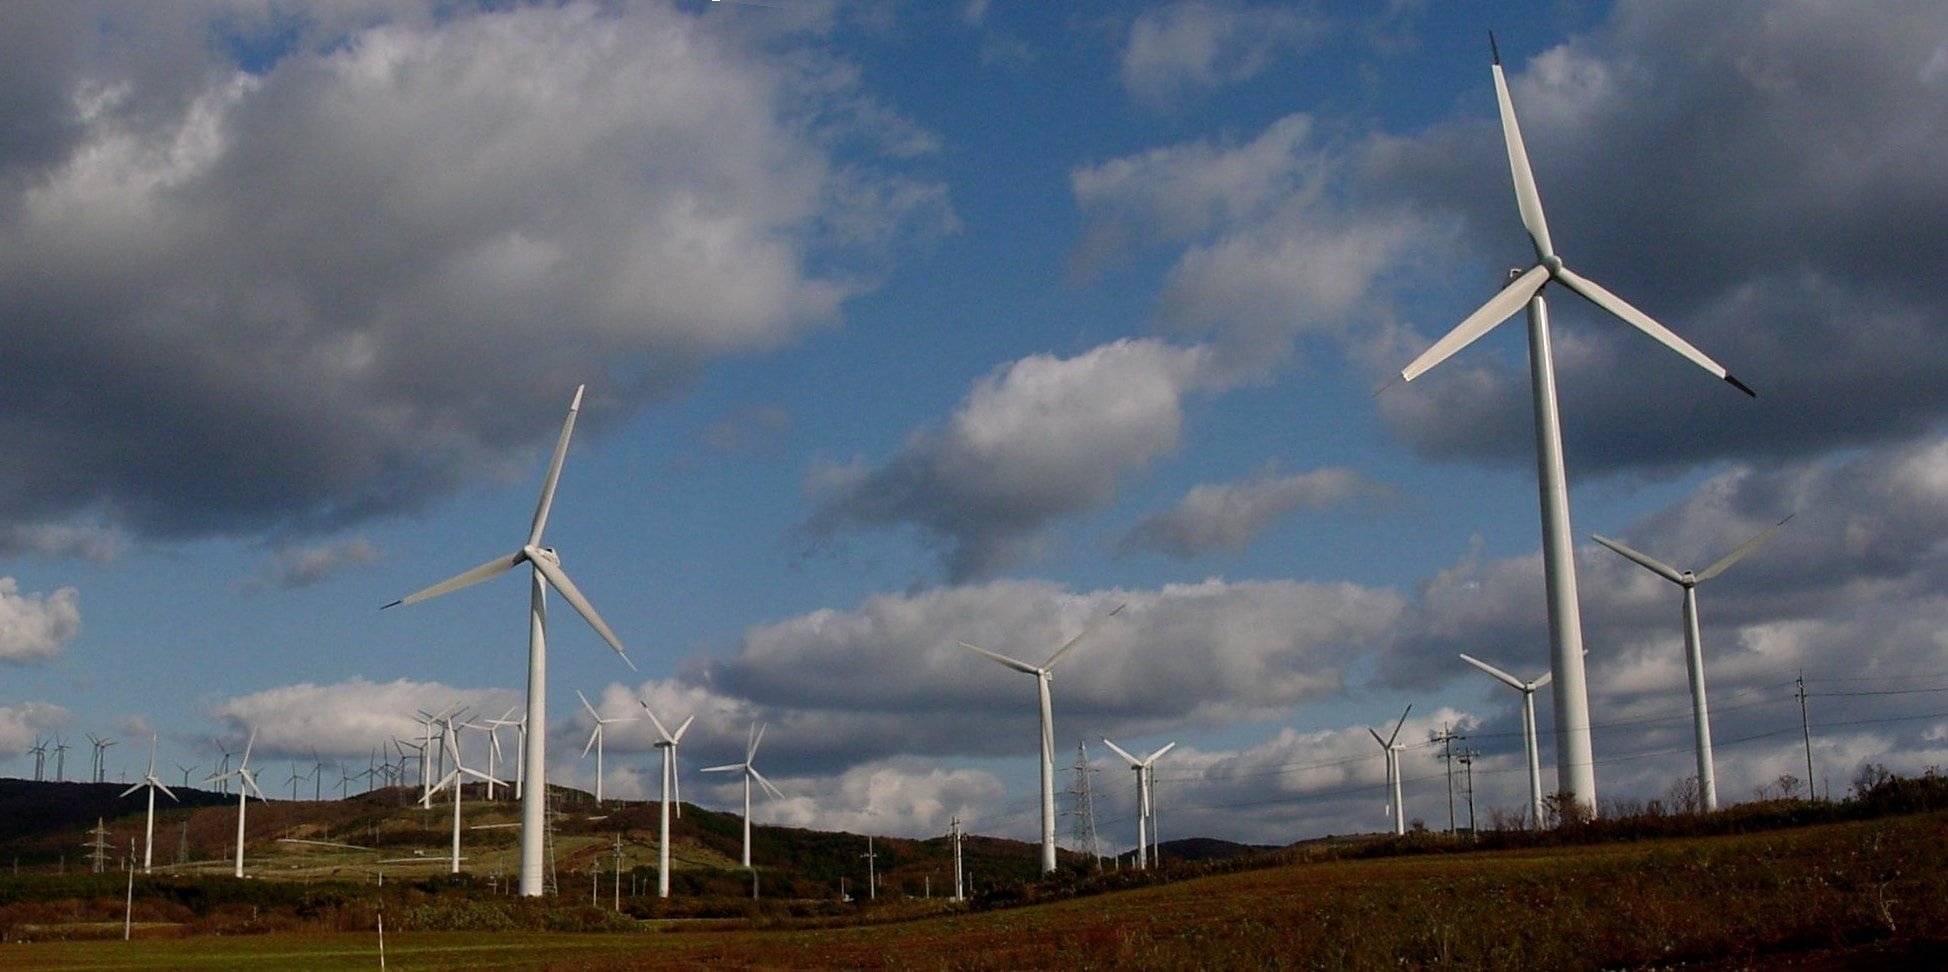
[
  {"left": 1101, "top": 738, "right": 1175, "bottom": 869},
  {"left": 204, "top": 729, "right": 265, "bottom": 878},
  {"left": 961, "top": 603, "right": 1126, "bottom": 873},
  {"left": 422, "top": 718, "right": 497, "bottom": 874},
  {"left": 702, "top": 723, "right": 783, "bottom": 870},
  {"left": 384, "top": 385, "right": 636, "bottom": 896},
  {"left": 639, "top": 702, "right": 695, "bottom": 898},
  {"left": 1399, "top": 37, "right": 1752, "bottom": 815},
  {"left": 1592, "top": 515, "right": 1791, "bottom": 811},
  {"left": 119, "top": 735, "right": 178, "bottom": 873},
  {"left": 1367, "top": 705, "right": 1412, "bottom": 835},
  {"left": 1458, "top": 654, "right": 1553, "bottom": 828}
]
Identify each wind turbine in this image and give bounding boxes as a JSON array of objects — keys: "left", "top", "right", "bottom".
[
  {"left": 577, "top": 690, "right": 635, "bottom": 805},
  {"left": 961, "top": 602, "right": 1126, "bottom": 873},
  {"left": 204, "top": 729, "right": 266, "bottom": 878},
  {"left": 119, "top": 735, "right": 177, "bottom": 873},
  {"left": 1101, "top": 738, "right": 1175, "bottom": 869},
  {"left": 1592, "top": 515, "right": 1791, "bottom": 812},
  {"left": 1367, "top": 705, "right": 1412, "bottom": 836},
  {"left": 639, "top": 701, "right": 695, "bottom": 898},
  {"left": 1458, "top": 654, "right": 1553, "bottom": 828},
  {"left": 1398, "top": 37, "right": 1753, "bottom": 815},
  {"left": 422, "top": 719, "right": 497, "bottom": 874},
  {"left": 702, "top": 723, "right": 784, "bottom": 870},
  {"left": 384, "top": 385, "right": 635, "bottom": 897}
]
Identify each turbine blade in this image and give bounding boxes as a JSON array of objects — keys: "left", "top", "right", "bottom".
[
  {"left": 671, "top": 715, "right": 695, "bottom": 744},
  {"left": 700, "top": 763, "right": 743, "bottom": 774},
  {"left": 638, "top": 703, "right": 673, "bottom": 741},
  {"left": 1492, "top": 60, "right": 1555, "bottom": 261},
  {"left": 751, "top": 767, "right": 784, "bottom": 801},
  {"left": 1044, "top": 603, "right": 1127, "bottom": 670},
  {"left": 1402, "top": 264, "right": 1549, "bottom": 382},
  {"left": 156, "top": 780, "right": 178, "bottom": 802},
  {"left": 1147, "top": 742, "right": 1177, "bottom": 763},
  {"left": 1367, "top": 727, "right": 1387, "bottom": 749},
  {"left": 1387, "top": 704, "right": 1413, "bottom": 747},
  {"left": 673, "top": 753, "right": 683, "bottom": 815},
  {"left": 1697, "top": 514, "right": 1794, "bottom": 582},
  {"left": 528, "top": 385, "right": 586, "bottom": 547},
  {"left": 1459, "top": 652, "right": 1526, "bottom": 691},
  {"left": 583, "top": 726, "right": 600, "bottom": 758},
  {"left": 748, "top": 723, "right": 766, "bottom": 762},
  {"left": 578, "top": 690, "right": 605, "bottom": 723},
  {"left": 1101, "top": 738, "right": 1140, "bottom": 766},
  {"left": 1553, "top": 266, "right": 1753, "bottom": 396},
  {"left": 530, "top": 554, "right": 635, "bottom": 670},
  {"left": 243, "top": 769, "right": 266, "bottom": 801},
  {"left": 460, "top": 767, "right": 498, "bottom": 784},
  {"left": 960, "top": 641, "right": 1041, "bottom": 676},
  {"left": 386, "top": 550, "right": 525, "bottom": 609},
  {"left": 1531, "top": 670, "right": 1554, "bottom": 690},
  {"left": 119, "top": 781, "right": 144, "bottom": 798},
  {"left": 240, "top": 729, "right": 257, "bottom": 768},
  {"left": 1591, "top": 534, "right": 1688, "bottom": 586}
]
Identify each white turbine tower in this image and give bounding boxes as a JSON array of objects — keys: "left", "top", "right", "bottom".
[
  {"left": 422, "top": 719, "right": 497, "bottom": 874},
  {"left": 1399, "top": 37, "right": 1752, "bottom": 815},
  {"left": 1101, "top": 738, "right": 1174, "bottom": 869},
  {"left": 961, "top": 603, "right": 1126, "bottom": 874},
  {"left": 702, "top": 723, "right": 783, "bottom": 870},
  {"left": 639, "top": 702, "right": 695, "bottom": 898},
  {"left": 1592, "top": 515, "right": 1791, "bottom": 812},
  {"left": 119, "top": 735, "right": 177, "bottom": 873},
  {"left": 204, "top": 729, "right": 265, "bottom": 878},
  {"left": 577, "top": 690, "right": 634, "bottom": 806},
  {"left": 1367, "top": 705, "right": 1412, "bottom": 835},
  {"left": 384, "top": 385, "right": 635, "bottom": 897},
  {"left": 1458, "top": 654, "right": 1553, "bottom": 828}
]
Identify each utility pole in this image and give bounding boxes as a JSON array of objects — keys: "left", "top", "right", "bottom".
[
  {"left": 1797, "top": 670, "right": 1817, "bottom": 800},
  {"left": 1433, "top": 724, "right": 1466, "bottom": 834},
  {"left": 612, "top": 835, "right": 624, "bottom": 912},
  {"left": 1457, "top": 749, "right": 1480, "bottom": 835},
  {"left": 1066, "top": 741, "right": 1103, "bottom": 869},
  {"left": 860, "top": 836, "right": 878, "bottom": 901}
]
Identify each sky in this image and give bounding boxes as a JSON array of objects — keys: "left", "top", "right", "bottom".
[{"left": 3, "top": 0, "right": 1947, "bottom": 852}]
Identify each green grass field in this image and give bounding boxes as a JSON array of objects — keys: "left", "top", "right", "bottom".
[{"left": 8, "top": 808, "right": 1948, "bottom": 970}]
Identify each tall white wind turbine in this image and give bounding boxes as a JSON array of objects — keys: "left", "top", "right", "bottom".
[
  {"left": 961, "top": 603, "right": 1126, "bottom": 874},
  {"left": 702, "top": 723, "right": 784, "bottom": 870},
  {"left": 204, "top": 729, "right": 265, "bottom": 878},
  {"left": 1101, "top": 738, "right": 1175, "bottom": 869},
  {"left": 1458, "top": 654, "right": 1553, "bottom": 828},
  {"left": 384, "top": 385, "right": 635, "bottom": 897},
  {"left": 1591, "top": 515, "right": 1791, "bottom": 812},
  {"left": 639, "top": 702, "right": 695, "bottom": 898},
  {"left": 119, "top": 735, "right": 177, "bottom": 873},
  {"left": 1398, "top": 37, "right": 1753, "bottom": 815},
  {"left": 1367, "top": 705, "right": 1412, "bottom": 835},
  {"left": 577, "top": 690, "right": 634, "bottom": 805}
]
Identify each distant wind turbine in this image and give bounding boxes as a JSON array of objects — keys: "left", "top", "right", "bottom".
[
  {"left": 1367, "top": 705, "right": 1412, "bottom": 835},
  {"left": 639, "top": 702, "right": 695, "bottom": 898},
  {"left": 961, "top": 602, "right": 1126, "bottom": 873},
  {"left": 702, "top": 723, "right": 784, "bottom": 870},
  {"left": 1398, "top": 36, "right": 1752, "bottom": 815},
  {"left": 1458, "top": 654, "right": 1553, "bottom": 828},
  {"left": 204, "top": 729, "right": 266, "bottom": 878},
  {"left": 422, "top": 719, "right": 497, "bottom": 874},
  {"left": 1102, "top": 738, "right": 1175, "bottom": 869},
  {"left": 1592, "top": 515, "right": 1792, "bottom": 811},
  {"left": 384, "top": 385, "right": 636, "bottom": 897},
  {"left": 577, "top": 690, "right": 634, "bottom": 805},
  {"left": 119, "top": 735, "right": 177, "bottom": 873}
]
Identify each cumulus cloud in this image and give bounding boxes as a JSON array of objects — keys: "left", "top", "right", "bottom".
[
  {"left": 0, "top": 1, "right": 947, "bottom": 543},
  {"left": 210, "top": 676, "right": 520, "bottom": 760},
  {"left": 0, "top": 579, "right": 81, "bottom": 663},
  {"left": 0, "top": 701, "right": 72, "bottom": 755},
  {"left": 804, "top": 339, "right": 1236, "bottom": 580},
  {"left": 1120, "top": 1, "right": 1326, "bottom": 106},
  {"left": 1117, "top": 465, "right": 1390, "bottom": 558},
  {"left": 244, "top": 537, "right": 382, "bottom": 591}
]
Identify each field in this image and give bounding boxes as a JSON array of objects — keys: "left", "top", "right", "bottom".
[{"left": 6, "top": 807, "right": 1947, "bottom": 970}]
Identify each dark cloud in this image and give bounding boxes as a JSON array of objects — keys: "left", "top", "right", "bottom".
[{"left": 0, "top": 2, "right": 946, "bottom": 543}]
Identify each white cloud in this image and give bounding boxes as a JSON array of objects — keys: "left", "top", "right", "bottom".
[
  {"left": 0, "top": 579, "right": 81, "bottom": 663},
  {"left": 246, "top": 537, "right": 383, "bottom": 591},
  {"left": 210, "top": 676, "right": 520, "bottom": 761},
  {"left": 1118, "top": 465, "right": 1390, "bottom": 558},
  {"left": 0, "top": 701, "right": 71, "bottom": 756},
  {"left": 1120, "top": 1, "right": 1326, "bottom": 106},
  {"left": 805, "top": 339, "right": 1236, "bottom": 579}
]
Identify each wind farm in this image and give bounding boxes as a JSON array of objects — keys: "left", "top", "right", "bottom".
[{"left": 4, "top": 2, "right": 1947, "bottom": 967}]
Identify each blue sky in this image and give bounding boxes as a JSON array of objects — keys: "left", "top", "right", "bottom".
[{"left": 4, "top": 0, "right": 1947, "bottom": 848}]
